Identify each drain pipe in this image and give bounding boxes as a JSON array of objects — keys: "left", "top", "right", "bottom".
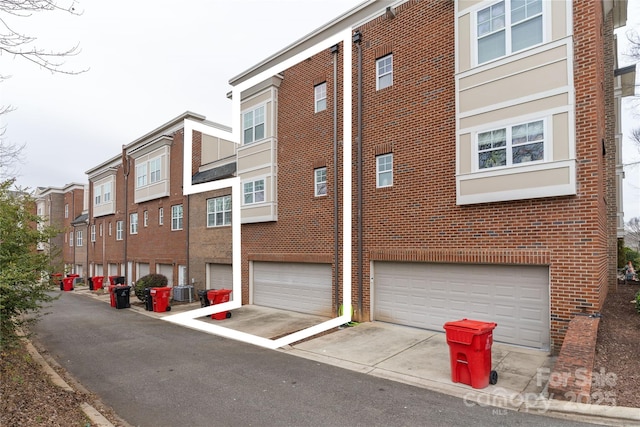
[
  {"left": 331, "top": 43, "right": 340, "bottom": 317},
  {"left": 353, "top": 31, "right": 363, "bottom": 320},
  {"left": 122, "top": 146, "right": 130, "bottom": 281}
]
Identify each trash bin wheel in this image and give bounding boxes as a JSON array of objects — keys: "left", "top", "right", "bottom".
[
  {"left": 226, "top": 312, "right": 232, "bottom": 319},
  {"left": 489, "top": 370, "right": 498, "bottom": 385},
  {"left": 165, "top": 306, "right": 171, "bottom": 312}
]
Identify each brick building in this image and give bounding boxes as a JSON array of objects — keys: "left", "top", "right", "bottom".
[
  {"left": 35, "top": 183, "right": 85, "bottom": 275},
  {"left": 219, "top": 0, "right": 630, "bottom": 352},
  {"left": 86, "top": 112, "right": 219, "bottom": 288}
]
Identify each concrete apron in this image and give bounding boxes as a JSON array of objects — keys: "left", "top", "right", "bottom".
[{"left": 79, "top": 289, "right": 558, "bottom": 414}]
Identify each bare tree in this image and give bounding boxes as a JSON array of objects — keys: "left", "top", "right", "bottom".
[
  {"left": 626, "top": 217, "right": 640, "bottom": 252},
  {"left": 0, "top": 0, "right": 85, "bottom": 76}
]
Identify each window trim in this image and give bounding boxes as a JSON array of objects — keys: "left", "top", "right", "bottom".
[
  {"left": 242, "top": 104, "right": 266, "bottom": 145},
  {"left": 64, "top": 204, "right": 69, "bottom": 218},
  {"left": 171, "top": 205, "right": 183, "bottom": 231},
  {"left": 207, "top": 195, "right": 232, "bottom": 227},
  {"left": 91, "top": 225, "right": 96, "bottom": 242},
  {"left": 149, "top": 157, "right": 162, "bottom": 184},
  {"left": 314, "top": 82, "right": 327, "bottom": 113},
  {"left": 376, "top": 54, "right": 393, "bottom": 91},
  {"left": 130, "top": 213, "right": 138, "bottom": 235},
  {"left": 314, "top": 167, "right": 327, "bottom": 197},
  {"left": 116, "top": 221, "right": 124, "bottom": 241},
  {"left": 376, "top": 153, "right": 393, "bottom": 188},
  {"left": 136, "top": 163, "right": 148, "bottom": 188},
  {"left": 159, "top": 207, "right": 164, "bottom": 225},
  {"left": 475, "top": 0, "right": 544, "bottom": 65},
  {"left": 243, "top": 178, "right": 266, "bottom": 205},
  {"left": 69, "top": 231, "right": 73, "bottom": 247},
  {"left": 76, "top": 230, "right": 83, "bottom": 247},
  {"left": 143, "top": 210, "right": 148, "bottom": 227},
  {"left": 474, "top": 118, "right": 546, "bottom": 171}
]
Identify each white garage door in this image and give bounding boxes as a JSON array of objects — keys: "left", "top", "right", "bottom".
[
  {"left": 157, "top": 264, "right": 174, "bottom": 286},
  {"left": 374, "top": 263, "right": 549, "bottom": 349},
  {"left": 207, "top": 264, "right": 232, "bottom": 289},
  {"left": 253, "top": 262, "right": 332, "bottom": 317}
]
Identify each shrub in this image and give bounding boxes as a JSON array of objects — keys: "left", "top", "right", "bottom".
[
  {"left": 133, "top": 274, "right": 168, "bottom": 302},
  {"left": 635, "top": 290, "right": 640, "bottom": 314}
]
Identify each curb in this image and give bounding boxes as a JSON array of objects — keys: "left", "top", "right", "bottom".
[{"left": 20, "top": 331, "right": 115, "bottom": 427}]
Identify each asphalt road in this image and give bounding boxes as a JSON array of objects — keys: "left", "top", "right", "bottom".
[{"left": 31, "top": 292, "right": 592, "bottom": 427}]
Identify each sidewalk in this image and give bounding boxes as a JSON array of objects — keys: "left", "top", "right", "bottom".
[{"left": 75, "top": 286, "right": 639, "bottom": 426}]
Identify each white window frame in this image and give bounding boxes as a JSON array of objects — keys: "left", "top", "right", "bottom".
[
  {"left": 314, "top": 167, "right": 327, "bottom": 197},
  {"left": 314, "top": 82, "right": 327, "bottom": 113},
  {"left": 136, "top": 163, "right": 148, "bottom": 188},
  {"left": 243, "top": 179, "right": 265, "bottom": 205},
  {"left": 69, "top": 231, "right": 73, "bottom": 247},
  {"left": 207, "top": 195, "right": 232, "bottom": 227},
  {"left": 64, "top": 204, "right": 69, "bottom": 218},
  {"left": 76, "top": 230, "right": 83, "bottom": 247},
  {"left": 99, "top": 223, "right": 103, "bottom": 237},
  {"left": 144, "top": 210, "right": 148, "bottom": 227},
  {"left": 108, "top": 222, "right": 112, "bottom": 236},
  {"left": 149, "top": 157, "right": 162, "bottom": 183},
  {"left": 159, "top": 207, "right": 164, "bottom": 225},
  {"left": 94, "top": 185, "right": 102, "bottom": 205},
  {"left": 476, "top": 0, "right": 544, "bottom": 65},
  {"left": 130, "top": 213, "right": 138, "bottom": 235},
  {"left": 242, "top": 105, "right": 266, "bottom": 145},
  {"left": 91, "top": 225, "right": 96, "bottom": 242},
  {"left": 171, "top": 205, "right": 183, "bottom": 231},
  {"left": 376, "top": 54, "right": 393, "bottom": 90},
  {"left": 103, "top": 182, "right": 112, "bottom": 203},
  {"left": 376, "top": 153, "right": 393, "bottom": 188},
  {"left": 475, "top": 118, "right": 546, "bottom": 171},
  {"left": 116, "top": 221, "right": 124, "bottom": 241}
]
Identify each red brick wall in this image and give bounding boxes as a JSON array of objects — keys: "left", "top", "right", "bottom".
[
  {"left": 235, "top": 0, "right": 615, "bottom": 352},
  {"left": 125, "top": 131, "right": 188, "bottom": 284},
  {"left": 240, "top": 46, "right": 344, "bottom": 306}
]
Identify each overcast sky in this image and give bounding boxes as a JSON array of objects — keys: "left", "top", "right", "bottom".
[{"left": 1, "top": 0, "right": 639, "bottom": 221}]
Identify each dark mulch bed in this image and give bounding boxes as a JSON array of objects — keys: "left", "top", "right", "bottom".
[{"left": 592, "top": 282, "right": 640, "bottom": 408}]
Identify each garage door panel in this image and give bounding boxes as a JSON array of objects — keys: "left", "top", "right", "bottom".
[
  {"left": 253, "top": 262, "right": 332, "bottom": 317},
  {"left": 374, "top": 263, "right": 549, "bottom": 349}
]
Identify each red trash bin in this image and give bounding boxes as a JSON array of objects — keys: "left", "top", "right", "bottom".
[
  {"left": 62, "top": 277, "right": 75, "bottom": 291},
  {"left": 150, "top": 287, "right": 172, "bottom": 313},
  {"left": 443, "top": 319, "right": 498, "bottom": 389},
  {"left": 92, "top": 276, "right": 105, "bottom": 291},
  {"left": 108, "top": 284, "right": 118, "bottom": 307},
  {"left": 207, "top": 289, "right": 232, "bottom": 320}
]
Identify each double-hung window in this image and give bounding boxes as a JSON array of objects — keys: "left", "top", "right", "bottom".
[
  {"left": 143, "top": 211, "right": 148, "bottom": 227},
  {"left": 376, "top": 154, "right": 393, "bottom": 188},
  {"left": 103, "top": 182, "right": 111, "bottom": 203},
  {"left": 477, "top": 0, "right": 543, "bottom": 64},
  {"left": 149, "top": 157, "right": 161, "bottom": 183},
  {"left": 65, "top": 204, "right": 69, "bottom": 218},
  {"left": 116, "top": 221, "right": 123, "bottom": 241},
  {"left": 243, "top": 179, "right": 265, "bottom": 205},
  {"left": 376, "top": 54, "right": 393, "bottom": 90},
  {"left": 76, "top": 230, "right": 83, "bottom": 247},
  {"left": 207, "top": 195, "right": 232, "bottom": 227},
  {"left": 171, "top": 205, "right": 183, "bottom": 230},
  {"left": 130, "top": 213, "right": 138, "bottom": 234},
  {"left": 94, "top": 186, "right": 102, "bottom": 205},
  {"left": 315, "top": 82, "right": 327, "bottom": 112},
  {"left": 91, "top": 225, "right": 96, "bottom": 242},
  {"left": 477, "top": 119, "right": 544, "bottom": 170},
  {"left": 314, "top": 168, "right": 327, "bottom": 197},
  {"left": 136, "top": 163, "right": 148, "bottom": 188},
  {"left": 159, "top": 207, "right": 164, "bottom": 225},
  {"left": 69, "top": 232, "right": 73, "bottom": 247},
  {"left": 243, "top": 105, "right": 265, "bottom": 144}
]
